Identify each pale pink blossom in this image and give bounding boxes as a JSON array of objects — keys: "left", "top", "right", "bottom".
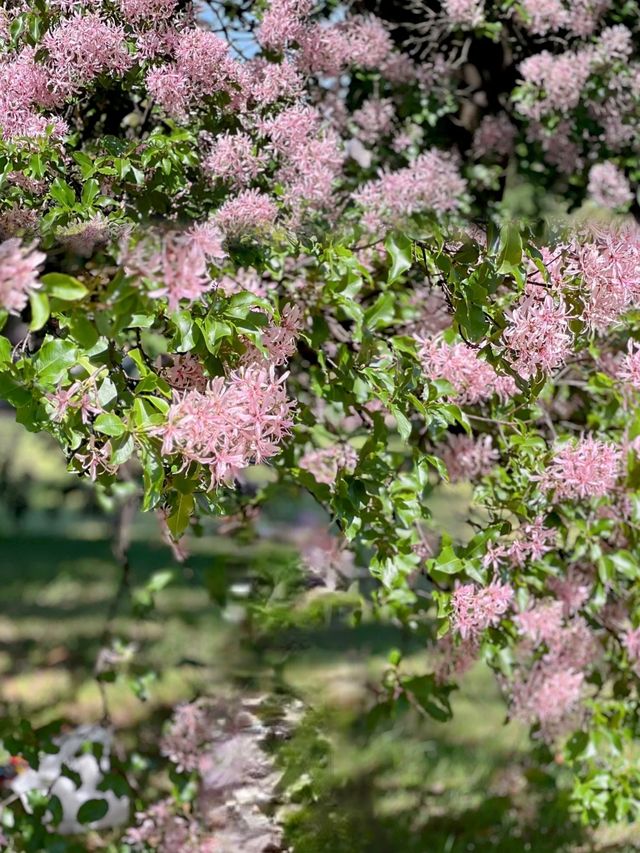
[
  {"left": 215, "top": 190, "right": 278, "bottom": 236},
  {"left": 569, "top": 225, "right": 640, "bottom": 331},
  {"left": 548, "top": 567, "right": 592, "bottom": 616},
  {"left": 439, "top": 433, "right": 498, "bottom": 482},
  {"left": 542, "top": 436, "right": 621, "bottom": 501},
  {"left": 471, "top": 114, "right": 516, "bottom": 160},
  {"left": 418, "top": 336, "right": 517, "bottom": 405},
  {"left": 443, "top": 0, "right": 485, "bottom": 27},
  {"left": 155, "top": 365, "right": 294, "bottom": 486},
  {"left": 0, "top": 237, "right": 44, "bottom": 314},
  {"left": 587, "top": 162, "right": 633, "bottom": 210},
  {"left": 118, "top": 0, "right": 177, "bottom": 24},
  {"left": 126, "top": 230, "right": 214, "bottom": 312},
  {"left": 451, "top": 579, "right": 514, "bottom": 640},
  {"left": 352, "top": 98, "right": 395, "bottom": 145},
  {"left": 43, "top": 13, "right": 133, "bottom": 99},
  {"left": 516, "top": 600, "right": 564, "bottom": 645},
  {"left": 353, "top": 149, "right": 467, "bottom": 231},
  {"left": 299, "top": 443, "right": 358, "bottom": 486},
  {"left": 503, "top": 294, "right": 573, "bottom": 379},
  {"left": 258, "top": 0, "right": 312, "bottom": 50},
  {"left": 619, "top": 341, "right": 640, "bottom": 390},
  {"left": 434, "top": 634, "right": 478, "bottom": 683},
  {"left": 203, "top": 133, "right": 267, "bottom": 188}
]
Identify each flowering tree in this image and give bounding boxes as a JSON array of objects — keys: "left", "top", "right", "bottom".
[{"left": 1, "top": 0, "right": 640, "bottom": 846}]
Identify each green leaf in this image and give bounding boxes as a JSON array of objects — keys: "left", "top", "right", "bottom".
[
  {"left": 497, "top": 223, "right": 522, "bottom": 274},
  {"left": 49, "top": 178, "right": 76, "bottom": 209},
  {"left": 29, "top": 291, "right": 50, "bottom": 331},
  {"left": 363, "top": 292, "right": 395, "bottom": 331},
  {"left": 68, "top": 315, "right": 99, "bottom": 348},
  {"left": 386, "top": 232, "right": 413, "bottom": 283},
  {"left": 41, "top": 273, "right": 88, "bottom": 301},
  {"left": 0, "top": 337, "right": 11, "bottom": 368},
  {"left": 77, "top": 799, "right": 109, "bottom": 825},
  {"left": 81, "top": 178, "right": 100, "bottom": 206},
  {"left": 94, "top": 413, "right": 126, "bottom": 437},
  {"left": 167, "top": 493, "right": 194, "bottom": 538},
  {"left": 428, "top": 545, "right": 463, "bottom": 575},
  {"left": 34, "top": 339, "right": 78, "bottom": 387}
]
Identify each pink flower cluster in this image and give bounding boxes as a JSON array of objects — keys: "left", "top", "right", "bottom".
[
  {"left": 299, "top": 442, "right": 359, "bottom": 486},
  {"left": 0, "top": 237, "right": 44, "bottom": 314},
  {"left": 541, "top": 436, "right": 621, "bottom": 501},
  {"left": 43, "top": 13, "right": 133, "bottom": 99},
  {"left": 353, "top": 150, "right": 467, "bottom": 232},
  {"left": 125, "top": 228, "right": 218, "bottom": 313},
  {"left": 518, "top": 50, "right": 592, "bottom": 118},
  {"left": 451, "top": 579, "right": 514, "bottom": 640},
  {"left": 118, "top": 0, "right": 177, "bottom": 24},
  {"left": 434, "top": 633, "right": 479, "bottom": 684},
  {"left": 623, "top": 627, "right": 640, "bottom": 676},
  {"left": 163, "top": 355, "right": 207, "bottom": 393},
  {"left": 146, "top": 28, "right": 245, "bottom": 119},
  {"left": 471, "top": 114, "right": 516, "bottom": 160},
  {"left": 519, "top": 0, "right": 609, "bottom": 35},
  {"left": 46, "top": 377, "right": 103, "bottom": 423},
  {"left": 156, "top": 365, "right": 294, "bottom": 486},
  {"left": 483, "top": 516, "right": 556, "bottom": 570},
  {"left": 160, "top": 701, "right": 211, "bottom": 772},
  {"left": 570, "top": 225, "right": 640, "bottom": 331},
  {"left": 619, "top": 341, "right": 640, "bottom": 390},
  {"left": 511, "top": 597, "right": 599, "bottom": 739},
  {"left": 417, "top": 336, "right": 517, "bottom": 405},
  {"left": 587, "top": 162, "right": 633, "bottom": 210},
  {"left": 203, "top": 132, "right": 267, "bottom": 189},
  {"left": 547, "top": 566, "right": 592, "bottom": 616},
  {"left": 439, "top": 433, "right": 498, "bottom": 482},
  {"left": 442, "top": 0, "right": 485, "bottom": 27},
  {"left": 215, "top": 190, "right": 279, "bottom": 237},
  {"left": 503, "top": 293, "right": 573, "bottom": 379}
]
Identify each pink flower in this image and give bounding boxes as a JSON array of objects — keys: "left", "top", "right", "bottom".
[
  {"left": 587, "top": 162, "right": 633, "bottom": 210},
  {"left": 43, "top": 13, "right": 133, "bottom": 99},
  {"left": 434, "top": 633, "right": 478, "bottom": 683},
  {"left": 472, "top": 114, "right": 516, "bottom": 160},
  {"left": 439, "top": 433, "right": 498, "bottom": 482},
  {"left": 352, "top": 98, "right": 395, "bottom": 145},
  {"left": 118, "top": 0, "right": 177, "bottom": 24},
  {"left": 161, "top": 701, "right": 210, "bottom": 772},
  {"left": 127, "top": 230, "right": 214, "bottom": 312},
  {"left": 0, "top": 238, "right": 44, "bottom": 314},
  {"left": 443, "top": 0, "right": 485, "bottom": 27},
  {"left": 451, "top": 579, "right": 514, "bottom": 640},
  {"left": 417, "top": 336, "right": 517, "bottom": 405},
  {"left": 542, "top": 436, "right": 621, "bottom": 501},
  {"left": 215, "top": 190, "right": 278, "bottom": 237},
  {"left": 518, "top": 50, "right": 592, "bottom": 118},
  {"left": 163, "top": 355, "right": 207, "bottom": 392},
  {"left": 548, "top": 567, "right": 592, "bottom": 616},
  {"left": 299, "top": 443, "right": 358, "bottom": 486},
  {"left": 570, "top": 225, "right": 640, "bottom": 331},
  {"left": 516, "top": 600, "right": 564, "bottom": 645},
  {"left": 203, "top": 132, "right": 267, "bottom": 188},
  {"left": 155, "top": 365, "right": 294, "bottom": 486},
  {"left": 619, "top": 341, "right": 640, "bottom": 390},
  {"left": 353, "top": 149, "right": 467, "bottom": 231},
  {"left": 258, "top": 0, "right": 312, "bottom": 50},
  {"left": 146, "top": 27, "right": 245, "bottom": 118},
  {"left": 624, "top": 627, "right": 640, "bottom": 672},
  {"left": 511, "top": 667, "right": 584, "bottom": 731},
  {"left": 503, "top": 293, "right": 573, "bottom": 379}
]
